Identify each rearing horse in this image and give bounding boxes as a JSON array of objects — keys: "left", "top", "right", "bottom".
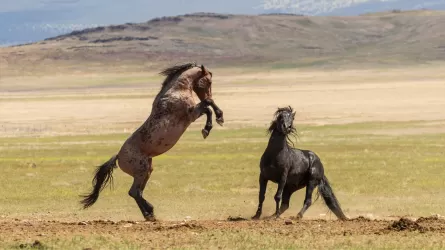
[{"left": 80, "top": 63, "right": 224, "bottom": 221}]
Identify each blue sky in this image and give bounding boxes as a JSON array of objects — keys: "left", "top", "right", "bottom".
[{"left": 0, "top": 0, "right": 261, "bottom": 24}]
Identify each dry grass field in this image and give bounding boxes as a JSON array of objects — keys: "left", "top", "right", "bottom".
[{"left": 1, "top": 64, "right": 445, "bottom": 249}]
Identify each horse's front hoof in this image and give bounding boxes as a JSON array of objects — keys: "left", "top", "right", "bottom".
[
  {"left": 251, "top": 215, "right": 260, "bottom": 220},
  {"left": 216, "top": 117, "right": 224, "bottom": 126},
  {"left": 144, "top": 214, "right": 157, "bottom": 222},
  {"left": 340, "top": 216, "right": 350, "bottom": 221},
  {"left": 201, "top": 129, "right": 209, "bottom": 139}
]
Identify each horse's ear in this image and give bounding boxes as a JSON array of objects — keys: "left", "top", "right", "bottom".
[
  {"left": 201, "top": 65, "right": 206, "bottom": 76},
  {"left": 292, "top": 112, "right": 296, "bottom": 118}
]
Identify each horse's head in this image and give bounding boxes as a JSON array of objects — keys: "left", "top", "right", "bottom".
[
  {"left": 192, "top": 65, "right": 213, "bottom": 101},
  {"left": 269, "top": 106, "right": 296, "bottom": 135}
]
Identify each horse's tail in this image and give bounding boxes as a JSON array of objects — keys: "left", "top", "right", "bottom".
[
  {"left": 80, "top": 155, "right": 118, "bottom": 209},
  {"left": 318, "top": 175, "right": 348, "bottom": 220}
]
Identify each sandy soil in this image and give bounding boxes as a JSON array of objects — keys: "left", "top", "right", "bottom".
[
  {"left": 1, "top": 69, "right": 444, "bottom": 137},
  {"left": 1, "top": 216, "right": 444, "bottom": 248}
]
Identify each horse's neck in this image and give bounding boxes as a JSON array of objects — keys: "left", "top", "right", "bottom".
[
  {"left": 161, "top": 68, "right": 200, "bottom": 96},
  {"left": 266, "top": 131, "right": 288, "bottom": 153},
  {"left": 154, "top": 73, "right": 195, "bottom": 104}
]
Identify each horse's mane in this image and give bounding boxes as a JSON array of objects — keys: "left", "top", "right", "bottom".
[
  {"left": 267, "top": 106, "right": 298, "bottom": 147},
  {"left": 159, "top": 62, "right": 198, "bottom": 88}
]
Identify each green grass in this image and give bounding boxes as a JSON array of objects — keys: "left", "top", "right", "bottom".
[
  {"left": 1, "top": 121, "right": 445, "bottom": 249},
  {"left": 0, "top": 74, "right": 163, "bottom": 92},
  {"left": 1, "top": 122, "right": 445, "bottom": 219}
]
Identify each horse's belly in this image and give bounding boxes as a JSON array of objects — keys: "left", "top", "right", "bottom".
[
  {"left": 141, "top": 125, "right": 188, "bottom": 157},
  {"left": 286, "top": 174, "right": 306, "bottom": 187}
]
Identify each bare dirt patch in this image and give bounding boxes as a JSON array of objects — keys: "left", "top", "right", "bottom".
[
  {"left": 386, "top": 218, "right": 426, "bottom": 232},
  {"left": 2, "top": 217, "right": 444, "bottom": 248}
]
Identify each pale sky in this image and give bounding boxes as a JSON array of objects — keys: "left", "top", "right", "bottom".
[{"left": 261, "top": 0, "right": 394, "bottom": 14}]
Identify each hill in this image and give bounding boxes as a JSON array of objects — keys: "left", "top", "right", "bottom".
[
  {"left": 2, "top": 1, "right": 445, "bottom": 46},
  {"left": 1, "top": 11, "right": 445, "bottom": 75}
]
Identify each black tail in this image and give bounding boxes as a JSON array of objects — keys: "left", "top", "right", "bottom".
[
  {"left": 318, "top": 175, "right": 348, "bottom": 220},
  {"left": 80, "top": 155, "right": 118, "bottom": 209}
]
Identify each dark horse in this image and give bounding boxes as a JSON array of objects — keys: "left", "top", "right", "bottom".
[
  {"left": 80, "top": 63, "right": 223, "bottom": 221},
  {"left": 252, "top": 106, "right": 348, "bottom": 220}
]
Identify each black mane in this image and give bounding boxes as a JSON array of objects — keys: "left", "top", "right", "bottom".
[
  {"left": 267, "top": 106, "right": 298, "bottom": 147},
  {"left": 159, "top": 62, "right": 198, "bottom": 88}
]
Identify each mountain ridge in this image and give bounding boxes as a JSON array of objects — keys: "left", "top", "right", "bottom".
[
  {"left": 1, "top": 11, "right": 445, "bottom": 75},
  {"left": 2, "top": 0, "right": 445, "bottom": 46}
]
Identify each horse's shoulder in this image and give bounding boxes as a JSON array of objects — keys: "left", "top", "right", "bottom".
[{"left": 157, "top": 91, "right": 194, "bottom": 107}]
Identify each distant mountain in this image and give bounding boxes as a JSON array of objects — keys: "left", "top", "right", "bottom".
[
  {"left": 2, "top": 11, "right": 445, "bottom": 76},
  {"left": 2, "top": 0, "right": 445, "bottom": 46}
]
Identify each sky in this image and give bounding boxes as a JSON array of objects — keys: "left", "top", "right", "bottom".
[
  {"left": 3, "top": 0, "right": 443, "bottom": 19},
  {"left": 261, "top": 0, "right": 445, "bottom": 14},
  {"left": 262, "top": 0, "right": 393, "bottom": 14},
  {"left": 0, "top": 0, "right": 261, "bottom": 24}
]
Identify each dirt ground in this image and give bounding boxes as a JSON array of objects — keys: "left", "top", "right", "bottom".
[
  {"left": 0, "top": 217, "right": 445, "bottom": 249},
  {"left": 1, "top": 216, "right": 445, "bottom": 249}
]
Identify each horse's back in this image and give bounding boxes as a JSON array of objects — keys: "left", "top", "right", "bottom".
[
  {"left": 298, "top": 149, "right": 324, "bottom": 179},
  {"left": 286, "top": 149, "right": 311, "bottom": 177}
]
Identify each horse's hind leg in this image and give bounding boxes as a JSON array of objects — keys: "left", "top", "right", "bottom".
[
  {"left": 296, "top": 179, "right": 318, "bottom": 219},
  {"left": 128, "top": 158, "right": 156, "bottom": 221},
  {"left": 279, "top": 185, "right": 298, "bottom": 215}
]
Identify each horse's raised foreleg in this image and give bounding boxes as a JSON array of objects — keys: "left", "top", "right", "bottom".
[
  {"left": 189, "top": 102, "right": 214, "bottom": 139},
  {"left": 201, "top": 107, "right": 213, "bottom": 139},
  {"left": 128, "top": 158, "right": 156, "bottom": 221},
  {"left": 204, "top": 99, "right": 224, "bottom": 126},
  {"left": 189, "top": 99, "right": 223, "bottom": 138}
]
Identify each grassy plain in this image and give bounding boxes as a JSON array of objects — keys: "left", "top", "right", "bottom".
[{"left": 1, "top": 67, "right": 445, "bottom": 249}]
